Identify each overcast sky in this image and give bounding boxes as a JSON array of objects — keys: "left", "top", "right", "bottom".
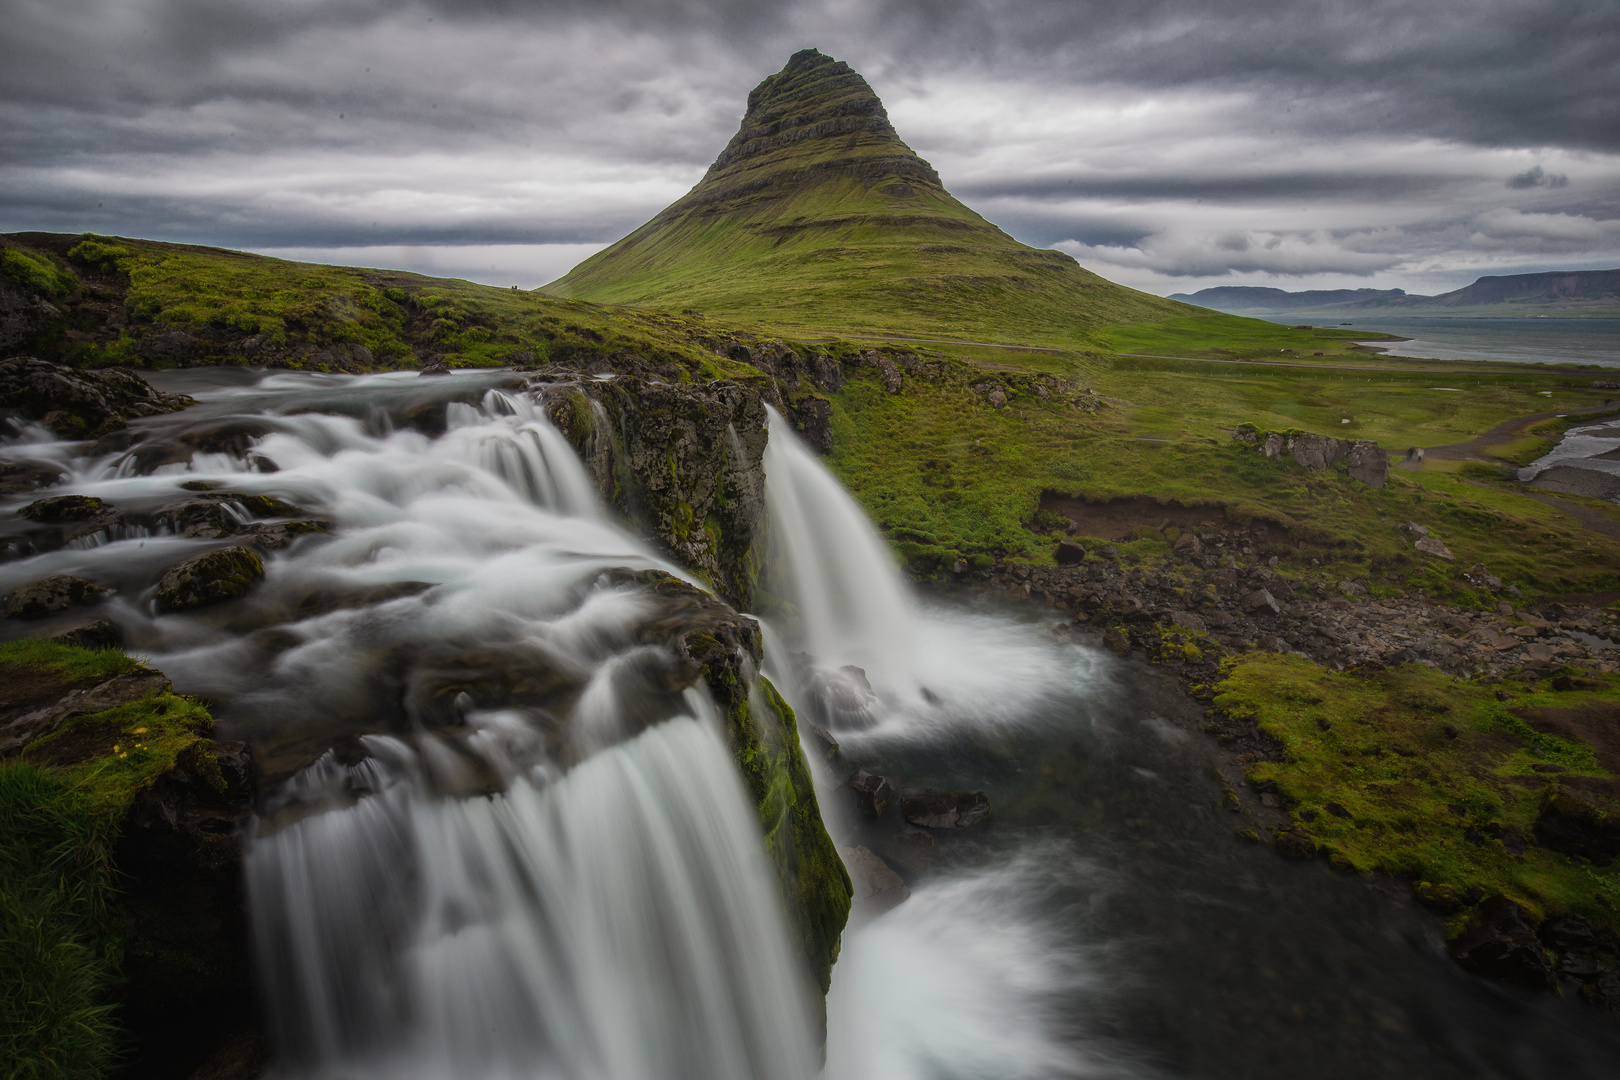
[{"left": 3, "top": 0, "right": 1617, "bottom": 296}]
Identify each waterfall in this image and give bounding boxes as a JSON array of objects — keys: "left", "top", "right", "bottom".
[
  {"left": 761, "top": 408, "right": 919, "bottom": 699},
  {"left": 2, "top": 370, "right": 820, "bottom": 1080},
  {"left": 250, "top": 716, "right": 814, "bottom": 1080}
]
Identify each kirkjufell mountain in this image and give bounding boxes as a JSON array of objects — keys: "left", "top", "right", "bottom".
[{"left": 546, "top": 49, "right": 1194, "bottom": 343}]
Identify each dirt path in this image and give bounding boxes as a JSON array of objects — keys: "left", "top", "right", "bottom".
[{"left": 1414, "top": 402, "right": 1620, "bottom": 462}]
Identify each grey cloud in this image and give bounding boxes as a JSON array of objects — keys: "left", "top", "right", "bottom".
[
  {"left": 1507, "top": 165, "right": 1571, "bottom": 189},
  {"left": 2, "top": 0, "right": 1617, "bottom": 291}
]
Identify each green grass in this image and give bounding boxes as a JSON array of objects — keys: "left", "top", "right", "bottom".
[
  {"left": 820, "top": 353, "right": 1620, "bottom": 602},
  {"left": 0, "top": 642, "right": 223, "bottom": 1080},
  {"left": 6, "top": 232, "right": 768, "bottom": 379},
  {"left": 1214, "top": 656, "right": 1620, "bottom": 929},
  {"left": 1, "top": 766, "right": 120, "bottom": 1080}
]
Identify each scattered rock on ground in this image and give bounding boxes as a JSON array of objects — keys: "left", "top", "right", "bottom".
[{"left": 0, "top": 355, "right": 192, "bottom": 439}]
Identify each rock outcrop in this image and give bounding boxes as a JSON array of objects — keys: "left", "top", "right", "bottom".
[
  {"left": 1234, "top": 425, "right": 1388, "bottom": 488},
  {"left": 0, "top": 355, "right": 193, "bottom": 439}
]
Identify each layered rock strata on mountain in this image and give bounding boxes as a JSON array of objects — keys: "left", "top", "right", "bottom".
[{"left": 545, "top": 49, "right": 1188, "bottom": 335}]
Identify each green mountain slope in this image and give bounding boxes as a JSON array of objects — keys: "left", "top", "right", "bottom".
[{"left": 546, "top": 49, "right": 1206, "bottom": 347}]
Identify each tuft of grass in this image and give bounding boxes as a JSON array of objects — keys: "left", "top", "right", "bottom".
[
  {"left": 0, "top": 765, "right": 121, "bottom": 1080},
  {"left": 1215, "top": 656, "right": 1620, "bottom": 926},
  {"left": 1, "top": 641, "right": 222, "bottom": 1079}
]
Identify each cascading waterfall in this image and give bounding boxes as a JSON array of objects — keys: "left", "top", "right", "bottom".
[
  {"left": 1, "top": 371, "right": 819, "bottom": 1080},
  {"left": 761, "top": 408, "right": 917, "bottom": 686}
]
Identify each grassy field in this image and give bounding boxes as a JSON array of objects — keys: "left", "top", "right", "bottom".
[{"left": 1215, "top": 655, "right": 1620, "bottom": 931}]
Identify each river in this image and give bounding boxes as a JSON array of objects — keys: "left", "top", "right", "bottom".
[{"left": 4, "top": 369, "right": 1618, "bottom": 1078}]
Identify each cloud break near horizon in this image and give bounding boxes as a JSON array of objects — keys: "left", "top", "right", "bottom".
[{"left": 2, "top": 0, "right": 1617, "bottom": 297}]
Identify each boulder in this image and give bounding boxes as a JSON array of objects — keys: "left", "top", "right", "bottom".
[
  {"left": 0, "top": 355, "right": 192, "bottom": 439},
  {"left": 1170, "top": 610, "right": 1207, "bottom": 632},
  {"left": 154, "top": 546, "right": 266, "bottom": 612},
  {"left": 1448, "top": 895, "right": 1554, "bottom": 988},
  {"left": 848, "top": 769, "right": 895, "bottom": 817},
  {"left": 50, "top": 619, "right": 124, "bottom": 650},
  {"left": 1173, "top": 531, "right": 1203, "bottom": 557},
  {"left": 1346, "top": 440, "right": 1388, "bottom": 488},
  {"left": 4, "top": 574, "right": 109, "bottom": 618},
  {"left": 901, "top": 787, "right": 990, "bottom": 828},
  {"left": 1275, "top": 827, "right": 1317, "bottom": 860},
  {"left": 1534, "top": 783, "right": 1620, "bottom": 865},
  {"left": 19, "top": 493, "right": 110, "bottom": 522},
  {"left": 1054, "top": 540, "right": 1086, "bottom": 565},
  {"left": 845, "top": 846, "right": 909, "bottom": 913},
  {"left": 1414, "top": 535, "right": 1455, "bottom": 560},
  {"left": 1291, "top": 432, "right": 1350, "bottom": 472},
  {"left": 883, "top": 830, "right": 934, "bottom": 877},
  {"left": 1242, "top": 588, "right": 1283, "bottom": 616}
]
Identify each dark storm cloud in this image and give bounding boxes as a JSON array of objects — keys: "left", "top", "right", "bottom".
[{"left": 0, "top": 0, "right": 1616, "bottom": 290}]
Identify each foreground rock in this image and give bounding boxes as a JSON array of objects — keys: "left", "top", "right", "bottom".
[
  {"left": 1, "top": 641, "right": 260, "bottom": 1077},
  {"left": 0, "top": 354, "right": 192, "bottom": 439},
  {"left": 3, "top": 573, "right": 108, "bottom": 618}
]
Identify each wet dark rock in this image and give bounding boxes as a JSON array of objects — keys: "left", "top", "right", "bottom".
[
  {"left": 0, "top": 355, "right": 192, "bottom": 438},
  {"left": 154, "top": 546, "right": 266, "bottom": 612},
  {"left": 1448, "top": 895, "right": 1554, "bottom": 988},
  {"left": 18, "top": 492, "right": 110, "bottom": 522},
  {"left": 1414, "top": 881, "right": 1465, "bottom": 914},
  {"left": 1534, "top": 783, "right": 1620, "bottom": 865},
  {"left": 787, "top": 395, "right": 834, "bottom": 452},
  {"left": 558, "top": 375, "right": 768, "bottom": 609},
  {"left": 50, "top": 618, "right": 124, "bottom": 650},
  {"left": 900, "top": 787, "right": 990, "bottom": 828},
  {"left": 0, "top": 458, "right": 66, "bottom": 494},
  {"left": 1102, "top": 627, "right": 1131, "bottom": 655},
  {"left": 1054, "top": 539, "right": 1086, "bottom": 564},
  {"left": 848, "top": 769, "right": 895, "bottom": 817},
  {"left": 1275, "top": 827, "right": 1318, "bottom": 860},
  {"left": 4, "top": 573, "right": 109, "bottom": 618}
]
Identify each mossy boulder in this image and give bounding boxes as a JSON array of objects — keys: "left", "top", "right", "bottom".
[
  {"left": 154, "top": 546, "right": 265, "bottom": 611},
  {"left": 3, "top": 573, "right": 109, "bottom": 619}
]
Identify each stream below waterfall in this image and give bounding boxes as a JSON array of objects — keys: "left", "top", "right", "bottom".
[{"left": 4, "top": 368, "right": 1619, "bottom": 1079}]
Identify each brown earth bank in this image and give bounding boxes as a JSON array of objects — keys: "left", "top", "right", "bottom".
[{"left": 1037, "top": 493, "right": 1244, "bottom": 541}]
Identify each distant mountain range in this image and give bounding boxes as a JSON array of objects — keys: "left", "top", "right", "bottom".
[{"left": 1171, "top": 269, "right": 1620, "bottom": 318}]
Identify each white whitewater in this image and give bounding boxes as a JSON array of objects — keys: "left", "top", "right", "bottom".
[
  {"left": 3, "top": 372, "right": 819, "bottom": 1080},
  {"left": 251, "top": 715, "right": 813, "bottom": 1080},
  {"left": 762, "top": 408, "right": 918, "bottom": 684}
]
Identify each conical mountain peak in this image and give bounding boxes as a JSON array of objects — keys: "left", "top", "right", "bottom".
[
  {"left": 702, "top": 48, "right": 938, "bottom": 187},
  {"left": 547, "top": 52, "right": 1189, "bottom": 342}
]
